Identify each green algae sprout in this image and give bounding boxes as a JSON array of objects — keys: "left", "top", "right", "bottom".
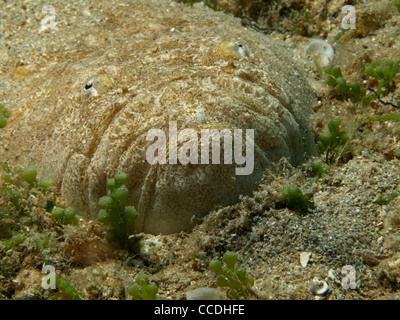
[
  {"left": 317, "top": 116, "right": 350, "bottom": 164},
  {"left": 209, "top": 251, "right": 254, "bottom": 300},
  {"left": 282, "top": 185, "right": 314, "bottom": 214},
  {"left": 51, "top": 206, "right": 79, "bottom": 225},
  {"left": 128, "top": 274, "right": 163, "bottom": 300},
  {"left": 0, "top": 104, "right": 11, "bottom": 129},
  {"left": 365, "top": 59, "right": 400, "bottom": 96},
  {"left": 97, "top": 172, "right": 138, "bottom": 248}
]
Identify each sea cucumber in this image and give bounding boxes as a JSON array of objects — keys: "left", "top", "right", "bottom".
[{"left": 0, "top": 0, "right": 317, "bottom": 234}]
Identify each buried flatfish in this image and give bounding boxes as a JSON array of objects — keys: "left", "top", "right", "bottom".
[{"left": 0, "top": 0, "right": 317, "bottom": 234}]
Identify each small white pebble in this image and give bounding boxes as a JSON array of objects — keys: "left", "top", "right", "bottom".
[
  {"left": 327, "top": 269, "right": 336, "bottom": 281},
  {"left": 186, "top": 288, "right": 226, "bottom": 300},
  {"left": 300, "top": 252, "right": 312, "bottom": 268}
]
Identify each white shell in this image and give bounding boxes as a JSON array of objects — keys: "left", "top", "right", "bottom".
[
  {"left": 309, "top": 277, "right": 329, "bottom": 295},
  {"left": 186, "top": 288, "right": 226, "bottom": 300}
]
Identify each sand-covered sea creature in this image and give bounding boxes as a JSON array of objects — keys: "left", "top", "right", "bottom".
[{"left": 0, "top": 0, "right": 317, "bottom": 234}]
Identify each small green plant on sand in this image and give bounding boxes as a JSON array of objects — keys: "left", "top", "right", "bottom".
[
  {"left": 324, "top": 60, "right": 400, "bottom": 105},
  {"left": 317, "top": 116, "right": 350, "bottom": 164},
  {"left": 375, "top": 191, "right": 399, "bottom": 205},
  {"left": 365, "top": 59, "right": 400, "bottom": 96},
  {"left": 1, "top": 163, "right": 55, "bottom": 223},
  {"left": 307, "top": 159, "right": 330, "bottom": 184},
  {"left": 311, "top": 160, "right": 330, "bottom": 178},
  {"left": 209, "top": 251, "right": 254, "bottom": 300},
  {"left": 2, "top": 164, "right": 53, "bottom": 192},
  {"left": 36, "top": 239, "right": 82, "bottom": 300},
  {"left": 0, "top": 162, "right": 82, "bottom": 299},
  {"left": 128, "top": 274, "right": 163, "bottom": 300},
  {"left": 55, "top": 274, "right": 82, "bottom": 300},
  {"left": 51, "top": 206, "right": 79, "bottom": 225},
  {"left": 332, "top": 28, "right": 348, "bottom": 44},
  {"left": 282, "top": 185, "right": 314, "bottom": 214},
  {"left": 0, "top": 234, "right": 26, "bottom": 252},
  {"left": 324, "top": 66, "right": 367, "bottom": 103},
  {"left": 0, "top": 104, "right": 11, "bottom": 129},
  {"left": 322, "top": 62, "right": 400, "bottom": 166},
  {"left": 288, "top": 7, "right": 312, "bottom": 35},
  {"left": 97, "top": 172, "right": 138, "bottom": 248}
]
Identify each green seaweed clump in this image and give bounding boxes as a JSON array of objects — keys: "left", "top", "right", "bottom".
[
  {"left": 41, "top": 265, "right": 83, "bottom": 300},
  {"left": 0, "top": 104, "right": 11, "bottom": 129},
  {"left": 209, "top": 251, "right": 254, "bottom": 300},
  {"left": 0, "top": 235, "right": 26, "bottom": 278},
  {"left": 396, "top": 0, "right": 400, "bottom": 12},
  {"left": 282, "top": 185, "right": 314, "bottom": 214},
  {"left": 365, "top": 59, "right": 400, "bottom": 96},
  {"left": 317, "top": 116, "right": 349, "bottom": 164},
  {"left": 332, "top": 28, "right": 348, "bottom": 44},
  {"left": 1, "top": 163, "right": 55, "bottom": 224},
  {"left": 97, "top": 172, "right": 138, "bottom": 248},
  {"left": 311, "top": 160, "right": 330, "bottom": 178},
  {"left": 55, "top": 274, "right": 82, "bottom": 300},
  {"left": 324, "top": 60, "right": 399, "bottom": 105},
  {"left": 51, "top": 207, "right": 79, "bottom": 225},
  {"left": 375, "top": 191, "right": 399, "bottom": 205},
  {"left": 128, "top": 274, "right": 163, "bottom": 300},
  {"left": 36, "top": 238, "right": 83, "bottom": 300},
  {"left": 0, "top": 234, "right": 26, "bottom": 252},
  {"left": 289, "top": 7, "right": 312, "bottom": 35},
  {"left": 324, "top": 66, "right": 367, "bottom": 103},
  {"left": 2, "top": 164, "right": 53, "bottom": 192}
]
